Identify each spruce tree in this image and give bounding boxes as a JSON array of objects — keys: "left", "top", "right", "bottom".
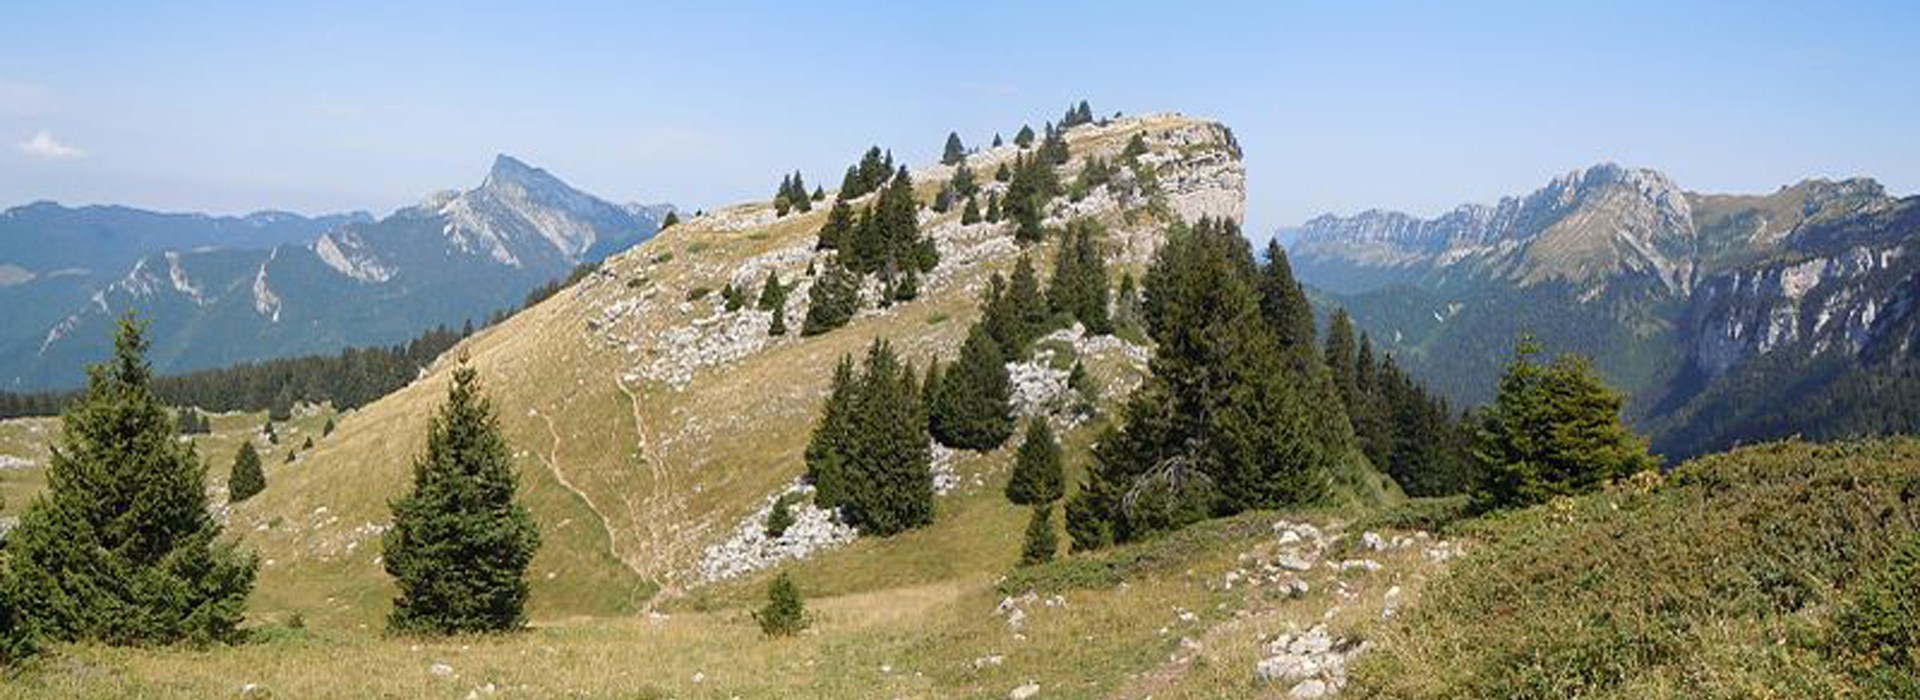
[
  {"left": 994, "top": 162, "right": 1012, "bottom": 183},
  {"left": 805, "top": 356, "right": 858, "bottom": 508},
  {"left": 1006, "top": 418, "right": 1064, "bottom": 505},
  {"left": 1015, "top": 125, "right": 1035, "bottom": 149},
  {"left": 323, "top": 416, "right": 336, "bottom": 437},
  {"left": 765, "top": 493, "right": 797, "bottom": 538},
  {"left": 1047, "top": 221, "right": 1113, "bottom": 335},
  {"left": 986, "top": 191, "right": 1004, "bottom": 221},
  {"left": 1005, "top": 255, "right": 1050, "bottom": 355},
  {"left": 808, "top": 341, "right": 934, "bottom": 535},
  {"left": 6, "top": 314, "right": 256, "bottom": 646},
  {"left": 961, "top": 197, "right": 981, "bottom": 225},
  {"left": 754, "top": 572, "right": 808, "bottom": 637},
  {"left": 775, "top": 173, "right": 794, "bottom": 216},
  {"left": 789, "top": 171, "right": 811, "bottom": 213},
  {"left": 1259, "top": 240, "right": 1317, "bottom": 356},
  {"left": 1019, "top": 504, "right": 1058, "bottom": 566},
  {"left": 661, "top": 211, "right": 680, "bottom": 228},
  {"left": 992, "top": 133, "right": 1004, "bottom": 148},
  {"left": 759, "top": 271, "right": 786, "bottom": 311},
  {"left": 1324, "top": 310, "right": 1359, "bottom": 411},
  {"left": 228, "top": 441, "right": 265, "bottom": 503},
  {"left": 951, "top": 160, "right": 978, "bottom": 198},
  {"left": 1064, "top": 462, "right": 1117, "bottom": 552},
  {"left": 817, "top": 199, "right": 854, "bottom": 250},
  {"left": 942, "top": 131, "right": 966, "bottom": 165},
  {"left": 929, "top": 323, "right": 1014, "bottom": 451},
  {"left": 382, "top": 360, "right": 541, "bottom": 634},
  {"left": 1472, "top": 337, "right": 1658, "bottom": 512},
  {"left": 801, "top": 260, "right": 859, "bottom": 336}
]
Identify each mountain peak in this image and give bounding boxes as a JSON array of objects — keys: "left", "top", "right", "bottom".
[{"left": 484, "top": 154, "right": 555, "bottom": 189}]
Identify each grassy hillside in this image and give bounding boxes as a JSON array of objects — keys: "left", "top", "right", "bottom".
[{"left": 1350, "top": 438, "right": 1920, "bottom": 699}]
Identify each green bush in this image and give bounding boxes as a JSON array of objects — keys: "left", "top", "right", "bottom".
[
  {"left": 1832, "top": 533, "right": 1920, "bottom": 696},
  {"left": 754, "top": 573, "right": 808, "bottom": 638}
]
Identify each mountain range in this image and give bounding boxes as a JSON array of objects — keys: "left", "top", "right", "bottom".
[
  {"left": 0, "top": 155, "right": 670, "bottom": 390},
  {"left": 1287, "top": 163, "right": 1920, "bottom": 457}
]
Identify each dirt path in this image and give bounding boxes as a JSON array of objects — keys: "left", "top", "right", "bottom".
[
  {"left": 533, "top": 407, "right": 646, "bottom": 582},
  {"left": 615, "top": 377, "right": 688, "bottom": 609}
]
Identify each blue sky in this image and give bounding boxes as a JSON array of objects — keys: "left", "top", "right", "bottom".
[{"left": 2, "top": 0, "right": 1917, "bottom": 236}]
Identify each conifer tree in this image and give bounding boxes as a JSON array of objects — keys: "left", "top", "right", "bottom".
[
  {"left": 942, "top": 131, "right": 966, "bottom": 166},
  {"left": 229, "top": 441, "right": 265, "bottom": 503},
  {"left": 817, "top": 200, "right": 854, "bottom": 250},
  {"left": 929, "top": 324, "right": 1014, "bottom": 451},
  {"left": 301, "top": 436, "right": 313, "bottom": 451},
  {"left": 264, "top": 419, "right": 278, "bottom": 444},
  {"left": 961, "top": 197, "right": 982, "bottom": 225},
  {"left": 382, "top": 360, "right": 541, "bottom": 634},
  {"left": 6, "top": 314, "right": 257, "bottom": 646},
  {"left": 807, "top": 341, "right": 935, "bottom": 535},
  {"left": 994, "top": 162, "right": 1012, "bottom": 183},
  {"left": 992, "top": 133, "right": 1004, "bottom": 148},
  {"left": 805, "top": 356, "right": 858, "bottom": 508},
  {"left": 754, "top": 572, "right": 808, "bottom": 637},
  {"left": 759, "top": 271, "right": 786, "bottom": 311},
  {"left": 986, "top": 191, "right": 1004, "bottom": 222},
  {"left": 1121, "top": 132, "right": 1150, "bottom": 163},
  {"left": 1259, "top": 240, "right": 1317, "bottom": 356},
  {"left": 322, "top": 416, "right": 336, "bottom": 437},
  {"left": 1015, "top": 125, "right": 1035, "bottom": 149},
  {"left": 1005, "top": 255, "right": 1050, "bottom": 354},
  {"left": 1064, "top": 464, "right": 1118, "bottom": 552},
  {"left": 951, "top": 160, "right": 978, "bottom": 198},
  {"left": 801, "top": 260, "right": 859, "bottom": 336},
  {"left": 1047, "top": 221, "right": 1113, "bottom": 335},
  {"left": 812, "top": 185, "right": 825, "bottom": 201},
  {"left": 789, "top": 171, "right": 811, "bottom": 213},
  {"left": 1113, "top": 271, "right": 1143, "bottom": 337},
  {"left": 1472, "top": 337, "right": 1658, "bottom": 511},
  {"left": 1019, "top": 504, "right": 1058, "bottom": 566},
  {"left": 775, "top": 173, "right": 794, "bottom": 216},
  {"left": 1006, "top": 418, "right": 1064, "bottom": 505},
  {"left": 765, "top": 493, "right": 796, "bottom": 538},
  {"left": 661, "top": 211, "right": 680, "bottom": 228},
  {"left": 1324, "top": 310, "right": 1359, "bottom": 410}
]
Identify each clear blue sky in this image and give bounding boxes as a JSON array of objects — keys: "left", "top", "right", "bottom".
[{"left": 3, "top": 0, "right": 1917, "bottom": 236}]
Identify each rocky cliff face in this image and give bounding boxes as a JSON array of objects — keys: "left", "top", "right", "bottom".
[{"left": 1291, "top": 166, "right": 1920, "bottom": 456}]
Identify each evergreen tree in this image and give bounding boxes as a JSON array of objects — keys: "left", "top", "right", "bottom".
[
  {"left": 1015, "top": 125, "right": 1035, "bottom": 149},
  {"left": 754, "top": 572, "right": 808, "bottom": 637},
  {"left": 951, "top": 160, "right": 978, "bottom": 198},
  {"left": 789, "top": 171, "right": 812, "bottom": 213},
  {"left": 1121, "top": 132, "right": 1150, "bottom": 163},
  {"left": 765, "top": 494, "right": 797, "bottom": 538},
  {"left": 758, "top": 271, "right": 787, "bottom": 311},
  {"left": 1324, "top": 310, "right": 1359, "bottom": 411},
  {"left": 264, "top": 419, "right": 278, "bottom": 445},
  {"left": 992, "top": 133, "right": 1004, "bottom": 148},
  {"left": 1259, "top": 240, "right": 1317, "bottom": 356},
  {"left": 994, "top": 162, "right": 1012, "bottom": 183},
  {"left": 942, "top": 131, "right": 966, "bottom": 165},
  {"left": 1064, "top": 464, "right": 1118, "bottom": 552},
  {"left": 1019, "top": 504, "right": 1058, "bottom": 566},
  {"left": 801, "top": 260, "right": 860, "bottom": 336},
  {"left": 805, "top": 356, "right": 858, "bottom": 508},
  {"left": 1006, "top": 419, "right": 1064, "bottom": 505},
  {"left": 1113, "top": 271, "right": 1143, "bottom": 337},
  {"left": 1047, "top": 221, "right": 1113, "bottom": 335},
  {"left": 322, "top": 416, "right": 336, "bottom": 437},
  {"left": 1075, "top": 219, "right": 1352, "bottom": 545},
  {"left": 6, "top": 314, "right": 257, "bottom": 646},
  {"left": 812, "top": 185, "right": 825, "bottom": 201},
  {"left": 807, "top": 341, "right": 935, "bottom": 535},
  {"left": 228, "top": 441, "right": 265, "bottom": 503},
  {"left": 1472, "top": 337, "right": 1658, "bottom": 512},
  {"left": 382, "top": 360, "right": 541, "bottom": 634},
  {"left": 986, "top": 191, "right": 1004, "bottom": 221},
  {"left": 770, "top": 303, "right": 789, "bottom": 337},
  {"left": 774, "top": 173, "right": 795, "bottom": 216},
  {"left": 661, "top": 211, "right": 680, "bottom": 228},
  {"left": 929, "top": 324, "right": 1015, "bottom": 451},
  {"left": 817, "top": 200, "right": 855, "bottom": 250},
  {"left": 301, "top": 436, "right": 313, "bottom": 451},
  {"left": 961, "top": 197, "right": 982, "bottom": 225},
  {"left": 1005, "top": 255, "right": 1050, "bottom": 354}
]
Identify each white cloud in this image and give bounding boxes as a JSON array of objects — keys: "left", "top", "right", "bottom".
[{"left": 16, "top": 130, "right": 84, "bottom": 160}]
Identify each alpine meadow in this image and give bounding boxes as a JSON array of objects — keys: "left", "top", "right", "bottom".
[{"left": 4, "top": 3, "right": 1920, "bottom": 699}]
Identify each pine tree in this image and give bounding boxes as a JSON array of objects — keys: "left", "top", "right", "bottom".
[
  {"left": 961, "top": 197, "right": 982, "bottom": 225},
  {"left": 808, "top": 341, "right": 935, "bottom": 535},
  {"left": 801, "top": 260, "right": 859, "bottom": 336},
  {"left": 1472, "top": 337, "right": 1658, "bottom": 512},
  {"left": 1047, "top": 221, "right": 1113, "bottom": 335},
  {"left": 1259, "top": 240, "right": 1317, "bottom": 356},
  {"left": 759, "top": 271, "right": 786, "bottom": 311},
  {"left": 994, "top": 162, "right": 1012, "bottom": 183},
  {"left": 789, "top": 171, "right": 811, "bottom": 213},
  {"left": 805, "top": 356, "right": 858, "bottom": 508},
  {"left": 1324, "top": 310, "right": 1359, "bottom": 411},
  {"left": 1064, "top": 463, "right": 1118, "bottom": 552},
  {"left": 1005, "top": 255, "right": 1050, "bottom": 354},
  {"left": 765, "top": 493, "right": 797, "bottom": 538},
  {"left": 301, "top": 436, "right": 313, "bottom": 451},
  {"left": 774, "top": 173, "right": 794, "bottom": 216},
  {"left": 1006, "top": 418, "right": 1064, "bottom": 505},
  {"left": 817, "top": 199, "right": 854, "bottom": 250},
  {"left": 1015, "top": 125, "right": 1035, "bottom": 149},
  {"left": 661, "top": 211, "right": 680, "bottom": 228},
  {"left": 229, "top": 441, "right": 265, "bottom": 503},
  {"left": 992, "top": 133, "right": 1004, "bottom": 148},
  {"left": 6, "top": 314, "right": 257, "bottom": 646},
  {"left": 754, "top": 572, "right": 808, "bottom": 637},
  {"left": 1113, "top": 271, "right": 1143, "bottom": 337},
  {"left": 951, "top": 160, "right": 978, "bottom": 198},
  {"left": 1019, "top": 504, "right": 1058, "bottom": 566},
  {"left": 930, "top": 324, "right": 1014, "bottom": 451},
  {"left": 812, "top": 185, "right": 825, "bottom": 201},
  {"left": 382, "top": 359, "right": 541, "bottom": 634},
  {"left": 942, "top": 131, "right": 966, "bottom": 166},
  {"left": 986, "top": 191, "right": 1004, "bottom": 222},
  {"left": 1121, "top": 132, "right": 1150, "bottom": 163},
  {"left": 322, "top": 416, "right": 336, "bottom": 437}
]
